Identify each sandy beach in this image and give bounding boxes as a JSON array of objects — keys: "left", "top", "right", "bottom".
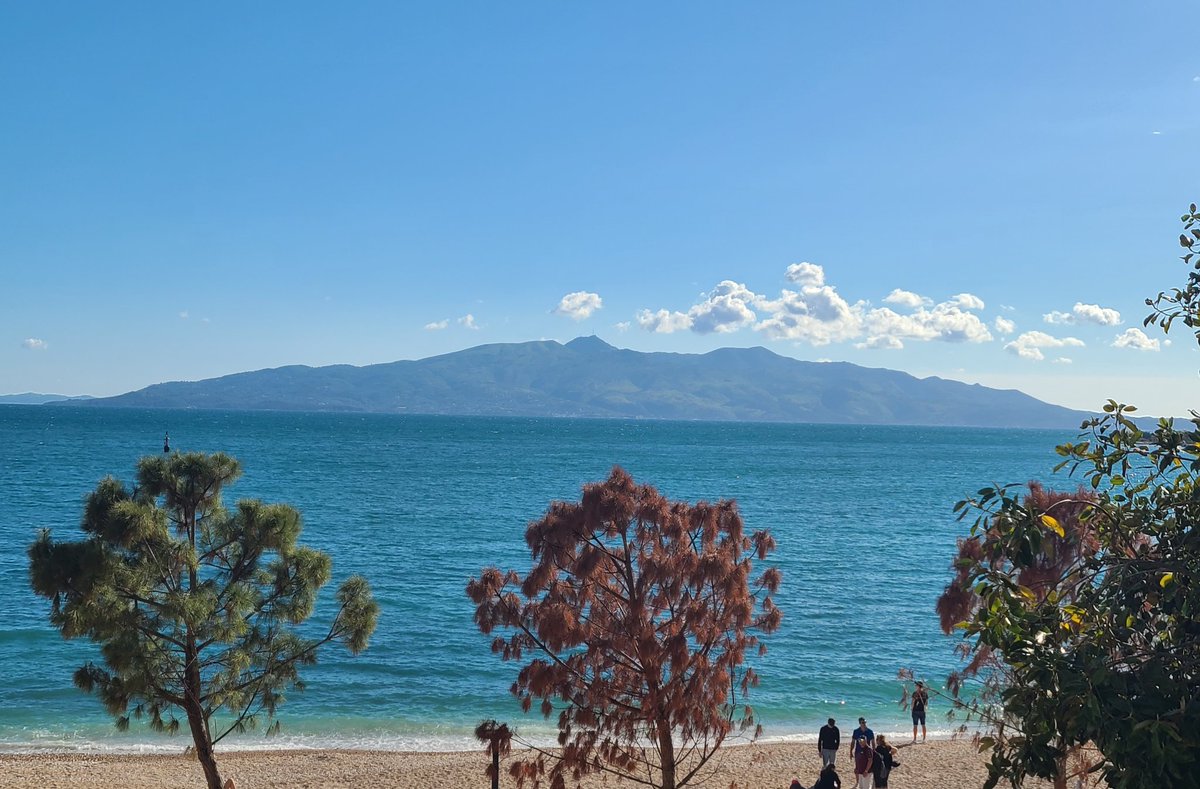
[{"left": 0, "top": 739, "right": 1013, "bottom": 788}]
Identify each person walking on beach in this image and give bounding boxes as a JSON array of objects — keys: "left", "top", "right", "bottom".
[
  {"left": 910, "top": 681, "right": 929, "bottom": 743},
  {"left": 850, "top": 718, "right": 875, "bottom": 750},
  {"left": 818, "top": 718, "right": 840, "bottom": 767},
  {"left": 871, "top": 735, "right": 900, "bottom": 788},
  {"left": 852, "top": 736, "right": 875, "bottom": 789}
]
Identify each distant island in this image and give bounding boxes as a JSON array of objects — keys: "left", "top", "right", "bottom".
[
  {"left": 52, "top": 336, "right": 1104, "bottom": 429},
  {"left": 0, "top": 392, "right": 93, "bottom": 405}
]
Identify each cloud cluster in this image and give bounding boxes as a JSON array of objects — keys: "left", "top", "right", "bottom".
[
  {"left": 636, "top": 280, "right": 761, "bottom": 335},
  {"left": 757, "top": 277, "right": 865, "bottom": 345},
  {"left": 554, "top": 291, "right": 603, "bottom": 321},
  {"left": 1043, "top": 302, "right": 1121, "bottom": 327},
  {"left": 21, "top": 338, "right": 48, "bottom": 351},
  {"left": 857, "top": 296, "right": 992, "bottom": 349},
  {"left": 1004, "top": 331, "right": 1085, "bottom": 361},
  {"left": 634, "top": 263, "right": 993, "bottom": 350}
]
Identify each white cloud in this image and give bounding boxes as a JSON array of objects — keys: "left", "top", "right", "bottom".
[
  {"left": 1112, "top": 327, "right": 1160, "bottom": 352},
  {"left": 21, "top": 338, "right": 48, "bottom": 351},
  {"left": 855, "top": 335, "right": 904, "bottom": 350},
  {"left": 994, "top": 316, "right": 1016, "bottom": 335},
  {"left": 614, "top": 321, "right": 631, "bottom": 332},
  {"left": 1005, "top": 331, "right": 1085, "bottom": 361},
  {"left": 179, "top": 311, "right": 189, "bottom": 320},
  {"left": 1052, "top": 357, "right": 1073, "bottom": 365},
  {"left": 862, "top": 299, "right": 993, "bottom": 346},
  {"left": 882, "top": 289, "right": 931, "bottom": 309},
  {"left": 1152, "top": 131, "right": 1162, "bottom": 135},
  {"left": 687, "top": 280, "right": 759, "bottom": 334},
  {"left": 424, "top": 319, "right": 449, "bottom": 331},
  {"left": 755, "top": 284, "right": 864, "bottom": 345},
  {"left": 553, "top": 291, "right": 603, "bottom": 321},
  {"left": 458, "top": 314, "right": 479, "bottom": 330},
  {"left": 784, "top": 262, "right": 825, "bottom": 287},
  {"left": 1072, "top": 303, "right": 1121, "bottom": 326},
  {"left": 1045, "top": 302, "right": 1122, "bottom": 326},
  {"left": 636, "top": 308, "right": 693, "bottom": 334},
  {"left": 949, "top": 293, "right": 986, "bottom": 311}
]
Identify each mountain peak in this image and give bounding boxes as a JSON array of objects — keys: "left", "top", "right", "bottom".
[{"left": 565, "top": 335, "right": 616, "bottom": 352}]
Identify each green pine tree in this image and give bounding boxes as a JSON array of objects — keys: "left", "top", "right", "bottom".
[{"left": 29, "top": 451, "right": 379, "bottom": 789}]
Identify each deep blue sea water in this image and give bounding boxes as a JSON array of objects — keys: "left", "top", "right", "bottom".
[{"left": 0, "top": 406, "right": 1075, "bottom": 753}]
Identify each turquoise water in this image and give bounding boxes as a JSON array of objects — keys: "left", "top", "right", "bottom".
[{"left": 0, "top": 406, "right": 1071, "bottom": 752}]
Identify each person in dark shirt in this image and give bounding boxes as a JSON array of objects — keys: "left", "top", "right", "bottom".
[
  {"left": 818, "top": 718, "right": 840, "bottom": 767},
  {"left": 911, "top": 680, "right": 929, "bottom": 743},
  {"left": 872, "top": 734, "right": 901, "bottom": 788},
  {"left": 812, "top": 762, "right": 842, "bottom": 789}
]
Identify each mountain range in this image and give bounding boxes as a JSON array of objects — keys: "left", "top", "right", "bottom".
[{"left": 65, "top": 336, "right": 1098, "bottom": 428}]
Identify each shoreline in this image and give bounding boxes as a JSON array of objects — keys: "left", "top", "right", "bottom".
[
  {"left": 0, "top": 739, "right": 1011, "bottom": 788},
  {"left": 0, "top": 725, "right": 968, "bottom": 756}
]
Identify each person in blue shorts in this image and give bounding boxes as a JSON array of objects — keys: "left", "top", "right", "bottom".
[{"left": 911, "top": 680, "right": 929, "bottom": 743}]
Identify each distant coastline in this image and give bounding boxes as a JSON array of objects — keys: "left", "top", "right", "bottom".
[{"left": 0, "top": 393, "right": 93, "bottom": 405}]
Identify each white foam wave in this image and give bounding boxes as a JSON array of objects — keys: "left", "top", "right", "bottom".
[{"left": 0, "top": 723, "right": 977, "bottom": 756}]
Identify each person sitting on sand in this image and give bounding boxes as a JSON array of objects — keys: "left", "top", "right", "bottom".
[
  {"left": 791, "top": 778, "right": 804, "bottom": 789},
  {"left": 812, "top": 762, "right": 843, "bottom": 789},
  {"left": 911, "top": 680, "right": 929, "bottom": 743},
  {"left": 852, "top": 737, "right": 874, "bottom": 789},
  {"left": 871, "top": 735, "right": 900, "bottom": 788}
]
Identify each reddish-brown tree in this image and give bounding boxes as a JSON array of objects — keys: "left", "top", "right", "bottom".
[
  {"left": 922, "top": 482, "right": 1102, "bottom": 789},
  {"left": 466, "top": 467, "right": 782, "bottom": 789}
]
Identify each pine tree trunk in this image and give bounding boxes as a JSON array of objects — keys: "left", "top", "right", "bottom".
[
  {"left": 185, "top": 699, "right": 223, "bottom": 789},
  {"left": 491, "top": 747, "right": 500, "bottom": 789},
  {"left": 183, "top": 626, "right": 222, "bottom": 789},
  {"left": 657, "top": 722, "right": 676, "bottom": 789},
  {"left": 181, "top": 506, "right": 222, "bottom": 789}
]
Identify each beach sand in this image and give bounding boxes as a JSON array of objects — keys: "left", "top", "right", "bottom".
[{"left": 0, "top": 739, "right": 1012, "bottom": 788}]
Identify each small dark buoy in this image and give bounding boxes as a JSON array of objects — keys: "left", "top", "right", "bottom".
[{"left": 163, "top": 431, "right": 170, "bottom": 453}]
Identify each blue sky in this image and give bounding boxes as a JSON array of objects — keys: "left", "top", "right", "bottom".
[{"left": 2, "top": 3, "right": 1198, "bottom": 416}]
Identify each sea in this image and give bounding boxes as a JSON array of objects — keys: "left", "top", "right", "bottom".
[{"left": 0, "top": 406, "right": 1077, "bottom": 754}]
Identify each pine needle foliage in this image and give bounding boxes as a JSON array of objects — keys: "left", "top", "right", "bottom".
[
  {"left": 28, "top": 452, "right": 379, "bottom": 789},
  {"left": 466, "top": 466, "right": 782, "bottom": 789}
]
